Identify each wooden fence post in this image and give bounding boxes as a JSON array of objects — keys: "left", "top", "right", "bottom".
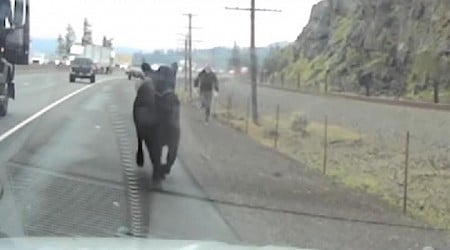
[
  {"left": 403, "top": 131, "right": 410, "bottom": 214},
  {"left": 274, "top": 104, "right": 280, "bottom": 148},
  {"left": 227, "top": 95, "right": 232, "bottom": 123},
  {"left": 323, "top": 115, "right": 328, "bottom": 175},
  {"left": 245, "top": 98, "right": 250, "bottom": 134}
]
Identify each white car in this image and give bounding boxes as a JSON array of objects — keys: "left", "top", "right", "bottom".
[{"left": 30, "top": 54, "right": 45, "bottom": 65}]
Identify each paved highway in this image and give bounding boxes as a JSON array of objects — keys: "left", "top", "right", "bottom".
[
  {"left": 217, "top": 78, "right": 450, "bottom": 147},
  {"left": 0, "top": 69, "right": 448, "bottom": 250},
  {"left": 0, "top": 70, "right": 237, "bottom": 242}
]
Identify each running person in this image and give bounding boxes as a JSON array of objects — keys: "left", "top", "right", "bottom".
[{"left": 194, "top": 65, "right": 218, "bottom": 123}]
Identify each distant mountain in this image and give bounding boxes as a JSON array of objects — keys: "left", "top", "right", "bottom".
[
  {"left": 31, "top": 37, "right": 140, "bottom": 55},
  {"left": 30, "top": 37, "right": 288, "bottom": 70},
  {"left": 134, "top": 44, "right": 284, "bottom": 71},
  {"left": 30, "top": 37, "right": 57, "bottom": 55},
  {"left": 31, "top": 37, "right": 143, "bottom": 56},
  {"left": 267, "top": 41, "right": 290, "bottom": 48},
  {"left": 114, "top": 47, "right": 141, "bottom": 54}
]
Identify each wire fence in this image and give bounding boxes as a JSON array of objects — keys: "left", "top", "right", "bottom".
[
  {"left": 263, "top": 73, "right": 450, "bottom": 106},
  {"left": 179, "top": 86, "right": 450, "bottom": 231}
]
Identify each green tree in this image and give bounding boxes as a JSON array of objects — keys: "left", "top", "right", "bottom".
[
  {"left": 102, "top": 36, "right": 113, "bottom": 48},
  {"left": 228, "top": 42, "right": 242, "bottom": 73},
  {"left": 81, "top": 18, "right": 93, "bottom": 45},
  {"left": 412, "top": 49, "right": 449, "bottom": 103},
  {"left": 56, "top": 34, "right": 66, "bottom": 58},
  {"left": 65, "top": 24, "right": 76, "bottom": 54},
  {"left": 263, "top": 46, "right": 288, "bottom": 75}
]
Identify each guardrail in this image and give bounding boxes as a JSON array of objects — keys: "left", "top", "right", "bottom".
[{"left": 15, "top": 64, "right": 69, "bottom": 71}]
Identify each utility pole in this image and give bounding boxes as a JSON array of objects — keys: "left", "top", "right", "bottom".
[
  {"left": 177, "top": 32, "right": 201, "bottom": 92},
  {"left": 183, "top": 13, "right": 196, "bottom": 99},
  {"left": 182, "top": 14, "right": 202, "bottom": 100},
  {"left": 184, "top": 36, "right": 188, "bottom": 91},
  {"left": 226, "top": 2, "right": 281, "bottom": 124},
  {"left": 250, "top": 0, "right": 257, "bottom": 123},
  {"left": 188, "top": 14, "right": 193, "bottom": 99}
]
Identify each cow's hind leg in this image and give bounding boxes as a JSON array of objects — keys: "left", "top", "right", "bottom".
[
  {"left": 164, "top": 100, "right": 180, "bottom": 176},
  {"left": 164, "top": 144, "right": 178, "bottom": 175},
  {"left": 145, "top": 139, "right": 163, "bottom": 181},
  {"left": 164, "top": 128, "right": 180, "bottom": 175}
]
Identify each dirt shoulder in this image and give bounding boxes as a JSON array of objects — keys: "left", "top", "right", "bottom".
[
  {"left": 177, "top": 101, "right": 450, "bottom": 250},
  {"left": 213, "top": 79, "right": 450, "bottom": 230}
]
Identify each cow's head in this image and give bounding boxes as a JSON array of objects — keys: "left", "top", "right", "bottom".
[{"left": 141, "top": 62, "right": 178, "bottom": 94}]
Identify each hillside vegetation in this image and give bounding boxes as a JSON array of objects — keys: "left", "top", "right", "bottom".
[
  {"left": 133, "top": 44, "right": 285, "bottom": 71},
  {"left": 264, "top": 0, "right": 450, "bottom": 99}
]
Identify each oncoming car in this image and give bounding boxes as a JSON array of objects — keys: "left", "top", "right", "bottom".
[{"left": 70, "top": 57, "right": 96, "bottom": 83}]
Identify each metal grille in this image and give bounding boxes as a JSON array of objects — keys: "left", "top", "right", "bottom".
[
  {"left": 7, "top": 164, "right": 126, "bottom": 237},
  {"left": 108, "top": 104, "right": 147, "bottom": 237}
]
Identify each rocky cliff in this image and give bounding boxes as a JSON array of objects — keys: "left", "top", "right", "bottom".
[{"left": 268, "top": 0, "right": 450, "bottom": 97}]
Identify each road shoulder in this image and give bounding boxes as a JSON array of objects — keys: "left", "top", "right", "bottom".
[{"left": 178, "top": 102, "right": 450, "bottom": 249}]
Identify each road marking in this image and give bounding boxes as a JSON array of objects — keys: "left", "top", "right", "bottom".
[{"left": 0, "top": 78, "right": 116, "bottom": 143}]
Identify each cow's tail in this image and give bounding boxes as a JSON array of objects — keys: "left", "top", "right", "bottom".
[
  {"left": 134, "top": 104, "right": 145, "bottom": 167},
  {"left": 136, "top": 136, "right": 144, "bottom": 167}
]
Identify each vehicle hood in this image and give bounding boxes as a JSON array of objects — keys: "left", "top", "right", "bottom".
[
  {"left": 0, "top": 238, "right": 318, "bottom": 250},
  {"left": 71, "top": 64, "right": 92, "bottom": 68}
]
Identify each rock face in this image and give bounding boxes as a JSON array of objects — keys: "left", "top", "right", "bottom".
[{"left": 271, "top": 0, "right": 450, "bottom": 96}]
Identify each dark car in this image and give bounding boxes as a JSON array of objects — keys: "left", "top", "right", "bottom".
[{"left": 70, "top": 57, "right": 96, "bottom": 83}]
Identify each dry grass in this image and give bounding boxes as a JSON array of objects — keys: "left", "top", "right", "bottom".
[
  {"left": 212, "top": 105, "right": 450, "bottom": 230},
  {"left": 176, "top": 88, "right": 192, "bottom": 103}
]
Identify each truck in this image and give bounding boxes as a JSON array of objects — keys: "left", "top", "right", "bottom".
[
  {"left": 84, "top": 44, "right": 114, "bottom": 74},
  {"left": 69, "top": 44, "right": 114, "bottom": 74},
  {"left": 115, "top": 53, "right": 133, "bottom": 69},
  {"left": 0, "top": 0, "right": 31, "bottom": 117}
]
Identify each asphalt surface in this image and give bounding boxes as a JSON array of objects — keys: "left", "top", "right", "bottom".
[
  {"left": 218, "top": 78, "right": 450, "bottom": 148},
  {"left": 0, "top": 69, "right": 448, "bottom": 250},
  {"left": 179, "top": 101, "right": 450, "bottom": 250},
  {"left": 0, "top": 70, "right": 237, "bottom": 242}
]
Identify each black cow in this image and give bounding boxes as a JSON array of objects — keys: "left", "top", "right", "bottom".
[{"left": 133, "top": 62, "right": 180, "bottom": 181}]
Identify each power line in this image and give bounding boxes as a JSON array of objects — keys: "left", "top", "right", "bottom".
[
  {"left": 182, "top": 27, "right": 203, "bottom": 29},
  {"left": 225, "top": 6, "right": 282, "bottom": 12},
  {"left": 177, "top": 27, "right": 202, "bottom": 92},
  {"left": 225, "top": 1, "right": 281, "bottom": 124},
  {"left": 178, "top": 39, "right": 203, "bottom": 43},
  {"left": 182, "top": 13, "right": 199, "bottom": 100}
]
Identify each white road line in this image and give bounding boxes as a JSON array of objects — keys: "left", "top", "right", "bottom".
[{"left": 0, "top": 78, "right": 116, "bottom": 143}]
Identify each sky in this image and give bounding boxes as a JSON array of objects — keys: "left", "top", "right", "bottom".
[{"left": 31, "top": 0, "right": 321, "bottom": 51}]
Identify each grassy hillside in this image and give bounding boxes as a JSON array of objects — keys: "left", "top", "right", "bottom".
[{"left": 263, "top": 0, "right": 450, "bottom": 101}]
